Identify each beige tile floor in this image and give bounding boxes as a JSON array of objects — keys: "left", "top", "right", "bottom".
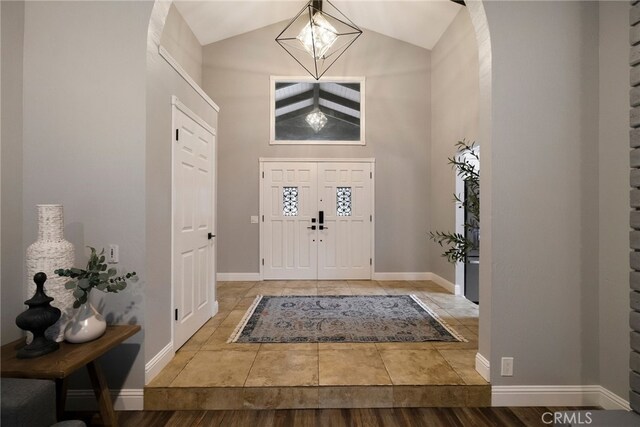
[{"left": 145, "top": 280, "right": 489, "bottom": 410}]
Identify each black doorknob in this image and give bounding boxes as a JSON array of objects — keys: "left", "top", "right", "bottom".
[{"left": 208, "top": 232, "right": 215, "bottom": 240}]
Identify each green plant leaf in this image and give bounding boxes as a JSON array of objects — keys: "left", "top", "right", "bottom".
[
  {"left": 64, "top": 281, "right": 76, "bottom": 290},
  {"left": 77, "top": 278, "right": 90, "bottom": 290},
  {"left": 73, "top": 288, "right": 85, "bottom": 299},
  {"left": 108, "top": 268, "right": 117, "bottom": 277},
  {"left": 73, "top": 300, "right": 81, "bottom": 309}
]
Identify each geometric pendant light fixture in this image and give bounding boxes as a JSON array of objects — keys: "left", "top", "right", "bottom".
[{"left": 276, "top": 0, "right": 362, "bottom": 80}]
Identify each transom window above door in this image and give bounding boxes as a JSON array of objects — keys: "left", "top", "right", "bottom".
[{"left": 270, "top": 77, "right": 365, "bottom": 145}]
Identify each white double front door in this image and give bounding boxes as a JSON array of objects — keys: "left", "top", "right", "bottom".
[{"left": 261, "top": 160, "right": 373, "bottom": 280}]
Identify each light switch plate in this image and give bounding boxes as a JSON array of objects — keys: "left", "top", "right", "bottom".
[
  {"left": 108, "top": 244, "right": 119, "bottom": 264},
  {"left": 501, "top": 357, "right": 514, "bottom": 376},
  {"left": 251, "top": 216, "right": 259, "bottom": 224}
]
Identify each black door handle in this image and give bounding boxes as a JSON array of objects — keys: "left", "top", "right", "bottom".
[
  {"left": 318, "top": 210, "right": 324, "bottom": 224},
  {"left": 319, "top": 225, "right": 329, "bottom": 230},
  {"left": 307, "top": 225, "right": 317, "bottom": 230},
  {"left": 208, "top": 232, "right": 215, "bottom": 240}
]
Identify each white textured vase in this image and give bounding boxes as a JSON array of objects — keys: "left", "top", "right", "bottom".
[
  {"left": 26, "top": 204, "right": 75, "bottom": 342},
  {"left": 64, "top": 301, "right": 107, "bottom": 343}
]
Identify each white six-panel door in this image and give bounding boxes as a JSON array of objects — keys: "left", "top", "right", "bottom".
[
  {"left": 173, "top": 101, "right": 216, "bottom": 350},
  {"left": 261, "top": 160, "right": 373, "bottom": 280}
]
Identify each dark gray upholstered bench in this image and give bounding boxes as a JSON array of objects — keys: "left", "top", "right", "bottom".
[{"left": 1, "top": 378, "right": 85, "bottom": 427}]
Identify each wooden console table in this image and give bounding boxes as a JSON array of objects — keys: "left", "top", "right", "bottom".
[{"left": 1, "top": 324, "right": 140, "bottom": 427}]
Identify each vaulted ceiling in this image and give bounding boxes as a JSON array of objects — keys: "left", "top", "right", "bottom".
[{"left": 174, "top": 1, "right": 462, "bottom": 50}]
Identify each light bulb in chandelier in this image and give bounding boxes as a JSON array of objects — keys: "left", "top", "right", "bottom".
[
  {"left": 296, "top": 12, "right": 338, "bottom": 60},
  {"left": 306, "top": 109, "right": 328, "bottom": 133}
]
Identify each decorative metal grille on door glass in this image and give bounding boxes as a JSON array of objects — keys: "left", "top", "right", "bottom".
[
  {"left": 283, "top": 187, "right": 299, "bottom": 216},
  {"left": 337, "top": 187, "right": 352, "bottom": 216}
]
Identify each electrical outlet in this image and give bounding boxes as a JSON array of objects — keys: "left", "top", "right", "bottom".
[
  {"left": 108, "top": 244, "right": 119, "bottom": 264},
  {"left": 501, "top": 357, "right": 514, "bottom": 376}
]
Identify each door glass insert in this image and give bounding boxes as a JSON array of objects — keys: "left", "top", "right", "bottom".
[
  {"left": 337, "top": 187, "right": 352, "bottom": 216},
  {"left": 283, "top": 186, "right": 299, "bottom": 216}
]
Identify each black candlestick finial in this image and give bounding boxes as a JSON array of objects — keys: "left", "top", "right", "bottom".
[{"left": 15, "top": 272, "right": 61, "bottom": 358}]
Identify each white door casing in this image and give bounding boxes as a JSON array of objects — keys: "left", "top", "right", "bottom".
[
  {"left": 260, "top": 159, "right": 374, "bottom": 280},
  {"left": 172, "top": 97, "right": 216, "bottom": 350}
]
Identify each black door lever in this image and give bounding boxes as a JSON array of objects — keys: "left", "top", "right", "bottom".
[{"left": 208, "top": 232, "right": 215, "bottom": 240}]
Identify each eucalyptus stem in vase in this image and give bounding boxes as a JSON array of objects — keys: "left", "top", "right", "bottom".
[{"left": 54, "top": 247, "right": 138, "bottom": 343}]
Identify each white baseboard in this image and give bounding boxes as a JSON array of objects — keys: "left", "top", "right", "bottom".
[
  {"left": 426, "top": 272, "right": 457, "bottom": 294},
  {"left": 67, "top": 389, "right": 143, "bottom": 411},
  {"left": 145, "top": 301, "right": 218, "bottom": 385},
  {"left": 145, "top": 341, "right": 174, "bottom": 384},
  {"left": 217, "top": 273, "right": 261, "bottom": 281},
  {"left": 212, "top": 300, "right": 219, "bottom": 316},
  {"left": 475, "top": 352, "right": 490, "bottom": 382},
  {"left": 491, "top": 385, "right": 630, "bottom": 410},
  {"left": 373, "top": 272, "right": 430, "bottom": 281},
  {"left": 599, "top": 386, "right": 632, "bottom": 410}
]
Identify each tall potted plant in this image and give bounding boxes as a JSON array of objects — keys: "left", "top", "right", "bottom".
[{"left": 429, "top": 140, "right": 480, "bottom": 264}]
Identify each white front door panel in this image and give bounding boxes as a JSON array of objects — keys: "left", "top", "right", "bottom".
[
  {"left": 263, "top": 162, "right": 318, "bottom": 279},
  {"left": 318, "top": 163, "right": 372, "bottom": 279}
]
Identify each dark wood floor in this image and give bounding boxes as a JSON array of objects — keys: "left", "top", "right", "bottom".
[{"left": 71, "top": 407, "right": 590, "bottom": 427}]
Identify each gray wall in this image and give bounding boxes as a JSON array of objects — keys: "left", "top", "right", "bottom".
[
  {"left": 145, "top": 1, "right": 218, "bottom": 362},
  {"left": 160, "top": 4, "right": 203, "bottom": 86},
  {"left": 21, "top": 0, "right": 152, "bottom": 391},
  {"left": 430, "top": 8, "right": 479, "bottom": 283},
  {"left": 202, "top": 23, "right": 431, "bottom": 274},
  {"left": 598, "top": 0, "right": 629, "bottom": 401},
  {"left": 483, "top": 0, "right": 600, "bottom": 385},
  {"left": 1, "top": 0, "right": 25, "bottom": 344}
]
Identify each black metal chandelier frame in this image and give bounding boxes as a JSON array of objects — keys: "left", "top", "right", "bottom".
[{"left": 275, "top": 0, "right": 363, "bottom": 80}]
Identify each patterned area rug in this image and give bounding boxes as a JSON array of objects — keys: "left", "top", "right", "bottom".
[{"left": 228, "top": 295, "right": 466, "bottom": 343}]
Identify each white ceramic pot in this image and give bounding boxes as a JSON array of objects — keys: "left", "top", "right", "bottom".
[
  {"left": 64, "top": 301, "right": 107, "bottom": 343},
  {"left": 26, "top": 204, "right": 75, "bottom": 342}
]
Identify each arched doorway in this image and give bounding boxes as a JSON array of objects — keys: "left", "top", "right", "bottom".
[{"left": 143, "top": 0, "right": 494, "bottom": 392}]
